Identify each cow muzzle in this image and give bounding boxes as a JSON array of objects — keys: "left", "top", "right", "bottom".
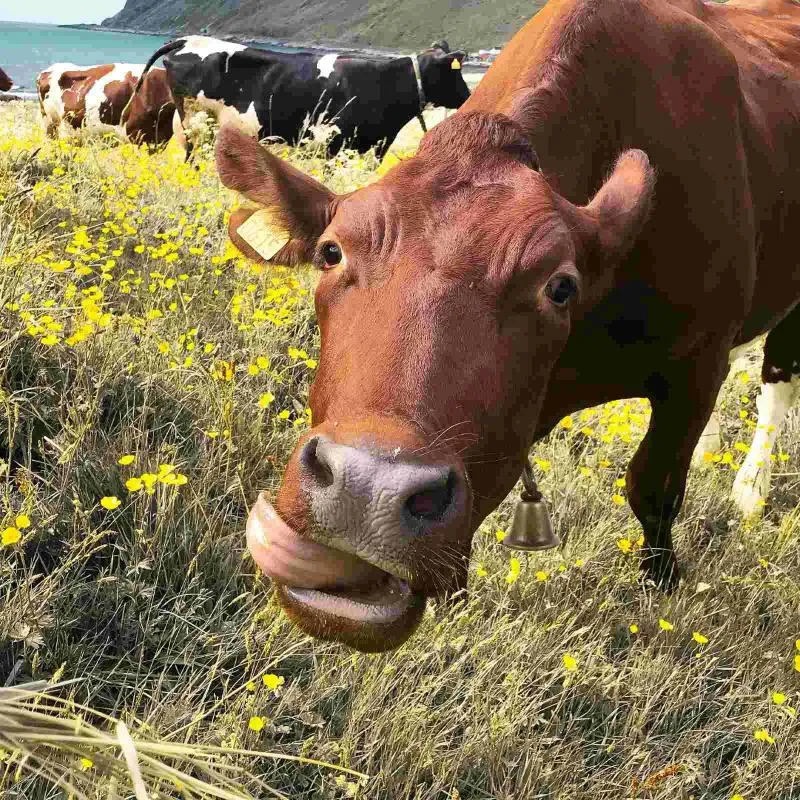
[{"left": 247, "top": 429, "right": 471, "bottom": 651}]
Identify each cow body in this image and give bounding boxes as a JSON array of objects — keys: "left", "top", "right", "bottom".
[
  {"left": 37, "top": 63, "right": 144, "bottom": 139},
  {"left": 123, "top": 68, "right": 176, "bottom": 148},
  {"left": 216, "top": 0, "right": 800, "bottom": 653},
  {"left": 136, "top": 36, "right": 469, "bottom": 159}
]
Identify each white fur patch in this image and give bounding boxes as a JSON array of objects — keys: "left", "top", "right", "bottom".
[
  {"left": 39, "top": 63, "right": 82, "bottom": 124},
  {"left": 180, "top": 35, "right": 247, "bottom": 61},
  {"left": 85, "top": 63, "right": 144, "bottom": 127},
  {"left": 316, "top": 53, "right": 339, "bottom": 79},
  {"left": 732, "top": 378, "right": 799, "bottom": 516}
]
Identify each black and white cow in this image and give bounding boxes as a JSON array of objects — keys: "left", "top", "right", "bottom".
[{"left": 133, "top": 36, "right": 470, "bottom": 159}]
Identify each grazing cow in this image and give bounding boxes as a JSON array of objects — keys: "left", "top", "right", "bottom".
[
  {"left": 0, "top": 68, "right": 13, "bottom": 92},
  {"left": 133, "top": 36, "right": 470, "bottom": 159},
  {"left": 122, "top": 67, "right": 176, "bottom": 148},
  {"left": 217, "top": 0, "right": 800, "bottom": 653},
  {"left": 37, "top": 63, "right": 144, "bottom": 139}
]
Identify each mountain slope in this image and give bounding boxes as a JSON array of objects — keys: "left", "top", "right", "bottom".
[{"left": 101, "top": 0, "right": 548, "bottom": 51}]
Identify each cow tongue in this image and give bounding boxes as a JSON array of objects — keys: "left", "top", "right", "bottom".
[{"left": 246, "top": 493, "right": 387, "bottom": 591}]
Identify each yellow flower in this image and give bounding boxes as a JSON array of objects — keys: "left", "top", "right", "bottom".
[
  {"left": 256, "top": 356, "right": 270, "bottom": 370},
  {"left": 495, "top": 529, "right": 506, "bottom": 542},
  {"left": 692, "top": 631, "right": 709, "bottom": 645},
  {"left": 629, "top": 624, "right": 639, "bottom": 634},
  {"left": 248, "top": 716, "right": 266, "bottom": 732},
  {"left": 248, "top": 364, "right": 260, "bottom": 376},
  {"left": 125, "top": 477, "right": 143, "bottom": 492},
  {"left": 753, "top": 728, "right": 775, "bottom": 745},
  {"left": 794, "top": 654, "right": 800, "bottom": 673},
  {"left": 475, "top": 564, "right": 488, "bottom": 578},
  {"left": 15, "top": 515, "right": 31, "bottom": 529},
  {"left": 535, "top": 570, "right": 549, "bottom": 582},
  {"left": 534, "top": 458, "right": 551, "bottom": 472},
  {"left": 100, "top": 496, "right": 121, "bottom": 510},
  {"left": 562, "top": 653, "right": 578, "bottom": 672},
  {"left": 41, "top": 334, "right": 60, "bottom": 346},
  {"left": 1, "top": 527, "right": 21, "bottom": 546},
  {"left": 659, "top": 619, "right": 674, "bottom": 632},
  {"left": 614, "top": 477, "right": 626, "bottom": 488},
  {"left": 616, "top": 538, "right": 632, "bottom": 554},
  {"left": 559, "top": 416, "right": 573, "bottom": 430},
  {"left": 611, "top": 494, "right": 625, "bottom": 505},
  {"left": 771, "top": 691, "right": 787, "bottom": 705},
  {"left": 246, "top": 681, "right": 256, "bottom": 692},
  {"left": 80, "top": 757, "right": 94, "bottom": 770},
  {"left": 262, "top": 674, "right": 285, "bottom": 690},
  {"left": 305, "top": 359, "right": 318, "bottom": 369},
  {"left": 505, "top": 557, "right": 521, "bottom": 585},
  {"left": 258, "top": 392, "right": 275, "bottom": 409},
  {"left": 118, "top": 455, "right": 135, "bottom": 466},
  {"left": 731, "top": 795, "right": 745, "bottom": 800}
]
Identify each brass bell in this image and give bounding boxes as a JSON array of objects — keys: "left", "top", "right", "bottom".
[{"left": 501, "top": 459, "right": 561, "bottom": 551}]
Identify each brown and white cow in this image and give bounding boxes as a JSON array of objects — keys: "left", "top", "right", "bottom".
[
  {"left": 37, "top": 63, "right": 144, "bottom": 139},
  {"left": 217, "top": 0, "right": 800, "bottom": 652},
  {"left": 122, "top": 67, "right": 175, "bottom": 148}
]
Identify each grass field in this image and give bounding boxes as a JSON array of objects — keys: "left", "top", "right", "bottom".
[{"left": 1, "top": 101, "right": 800, "bottom": 800}]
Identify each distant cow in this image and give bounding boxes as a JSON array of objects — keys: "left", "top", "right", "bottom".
[
  {"left": 37, "top": 63, "right": 144, "bottom": 139},
  {"left": 0, "top": 68, "right": 13, "bottom": 93},
  {"left": 134, "top": 36, "right": 470, "bottom": 159},
  {"left": 123, "top": 67, "right": 176, "bottom": 148}
]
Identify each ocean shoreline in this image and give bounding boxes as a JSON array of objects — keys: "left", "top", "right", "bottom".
[{"left": 57, "top": 24, "right": 492, "bottom": 68}]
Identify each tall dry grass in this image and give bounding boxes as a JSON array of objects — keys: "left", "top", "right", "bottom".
[{"left": 0, "top": 101, "right": 799, "bottom": 799}]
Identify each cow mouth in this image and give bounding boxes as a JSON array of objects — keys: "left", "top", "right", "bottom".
[{"left": 247, "top": 494, "right": 426, "bottom": 651}]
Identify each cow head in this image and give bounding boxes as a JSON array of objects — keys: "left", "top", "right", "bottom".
[
  {"left": 217, "top": 112, "right": 654, "bottom": 652},
  {"left": 418, "top": 48, "right": 471, "bottom": 108}
]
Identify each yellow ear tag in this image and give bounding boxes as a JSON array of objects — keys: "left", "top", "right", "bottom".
[
  {"left": 236, "top": 209, "right": 291, "bottom": 261},
  {"left": 451, "top": 59, "right": 461, "bottom": 70}
]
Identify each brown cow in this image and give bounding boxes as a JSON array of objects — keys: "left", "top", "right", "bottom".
[
  {"left": 37, "top": 63, "right": 144, "bottom": 139},
  {"left": 0, "top": 68, "right": 13, "bottom": 93},
  {"left": 217, "top": 0, "right": 800, "bottom": 652},
  {"left": 122, "top": 67, "right": 175, "bottom": 148}
]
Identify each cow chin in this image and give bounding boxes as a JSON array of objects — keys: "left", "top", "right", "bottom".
[{"left": 275, "top": 582, "right": 427, "bottom": 653}]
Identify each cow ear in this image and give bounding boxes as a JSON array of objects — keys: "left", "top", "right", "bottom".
[
  {"left": 580, "top": 149, "right": 655, "bottom": 261},
  {"left": 440, "top": 50, "right": 466, "bottom": 69},
  {"left": 216, "top": 124, "right": 336, "bottom": 266}
]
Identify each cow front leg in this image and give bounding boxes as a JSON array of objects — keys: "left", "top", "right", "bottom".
[{"left": 627, "top": 351, "right": 731, "bottom": 589}]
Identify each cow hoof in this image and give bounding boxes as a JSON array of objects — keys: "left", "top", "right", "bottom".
[
  {"left": 732, "top": 468, "right": 768, "bottom": 517},
  {"left": 639, "top": 551, "right": 680, "bottom": 593}
]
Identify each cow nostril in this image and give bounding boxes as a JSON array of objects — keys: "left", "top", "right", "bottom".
[
  {"left": 301, "top": 436, "right": 335, "bottom": 489},
  {"left": 405, "top": 469, "right": 457, "bottom": 522}
]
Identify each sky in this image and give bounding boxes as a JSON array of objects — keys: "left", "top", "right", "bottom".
[{"left": 0, "top": 0, "right": 122, "bottom": 24}]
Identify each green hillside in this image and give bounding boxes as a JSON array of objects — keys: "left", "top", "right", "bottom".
[{"left": 102, "top": 0, "right": 548, "bottom": 51}]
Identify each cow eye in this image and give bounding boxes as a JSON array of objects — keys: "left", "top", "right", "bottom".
[
  {"left": 545, "top": 274, "right": 578, "bottom": 307},
  {"left": 321, "top": 242, "right": 342, "bottom": 268}
]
